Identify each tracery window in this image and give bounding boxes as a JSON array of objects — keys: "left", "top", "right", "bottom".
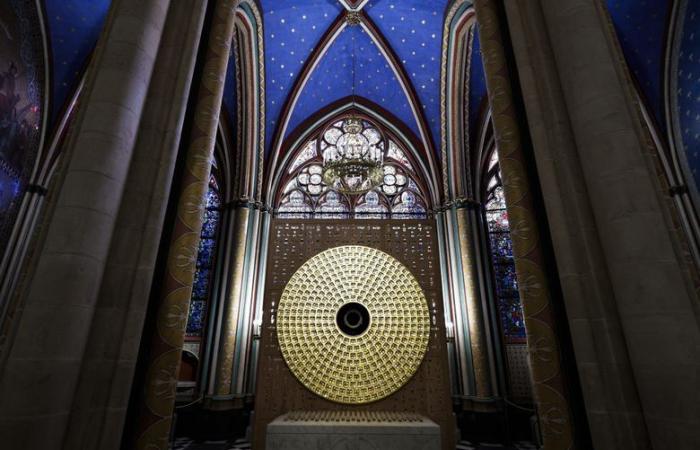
[
  {"left": 484, "top": 151, "right": 526, "bottom": 343},
  {"left": 186, "top": 172, "right": 222, "bottom": 340},
  {"left": 276, "top": 117, "right": 429, "bottom": 219}
]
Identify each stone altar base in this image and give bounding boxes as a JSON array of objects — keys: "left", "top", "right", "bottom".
[{"left": 265, "top": 411, "right": 441, "bottom": 450}]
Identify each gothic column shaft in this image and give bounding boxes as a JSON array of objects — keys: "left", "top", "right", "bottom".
[
  {"left": 502, "top": 0, "right": 700, "bottom": 448},
  {"left": 134, "top": 1, "right": 236, "bottom": 448},
  {"left": 214, "top": 205, "right": 251, "bottom": 397},
  {"left": 455, "top": 206, "right": 495, "bottom": 400},
  {"left": 473, "top": 1, "right": 576, "bottom": 448},
  {"left": 500, "top": 2, "right": 649, "bottom": 448},
  {"left": 63, "top": 2, "right": 208, "bottom": 448},
  {"left": 0, "top": 0, "right": 171, "bottom": 448}
]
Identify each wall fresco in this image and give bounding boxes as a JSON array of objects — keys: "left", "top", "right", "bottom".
[{"left": 0, "top": 0, "right": 43, "bottom": 253}]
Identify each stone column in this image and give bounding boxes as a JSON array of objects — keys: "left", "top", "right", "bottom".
[
  {"left": 62, "top": 2, "right": 208, "bottom": 449},
  {"left": 442, "top": 2, "right": 496, "bottom": 402},
  {"left": 443, "top": 201, "right": 496, "bottom": 402},
  {"left": 455, "top": 203, "right": 495, "bottom": 401},
  {"left": 134, "top": 1, "right": 236, "bottom": 448},
  {"left": 473, "top": 1, "right": 576, "bottom": 448},
  {"left": 214, "top": 204, "right": 252, "bottom": 398},
  {"left": 502, "top": 0, "right": 700, "bottom": 449},
  {"left": 0, "top": 0, "right": 171, "bottom": 448}
]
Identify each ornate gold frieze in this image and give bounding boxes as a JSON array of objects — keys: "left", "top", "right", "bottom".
[{"left": 282, "top": 411, "right": 428, "bottom": 423}]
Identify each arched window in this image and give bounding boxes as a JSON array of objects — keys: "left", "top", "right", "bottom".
[
  {"left": 276, "top": 116, "right": 430, "bottom": 219},
  {"left": 484, "top": 150, "right": 526, "bottom": 343},
  {"left": 186, "top": 172, "right": 222, "bottom": 340}
]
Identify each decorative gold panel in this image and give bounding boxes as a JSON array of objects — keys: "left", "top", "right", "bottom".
[
  {"left": 255, "top": 220, "right": 454, "bottom": 450},
  {"left": 277, "top": 245, "right": 430, "bottom": 404}
]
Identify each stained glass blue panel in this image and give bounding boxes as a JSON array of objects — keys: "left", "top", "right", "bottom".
[
  {"left": 186, "top": 300, "right": 206, "bottom": 335},
  {"left": 192, "top": 268, "right": 210, "bottom": 300},
  {"left": 499, "top": 298, "right": 526, "bottom": 340},
  {"left": 206, "top": 188, "right": 221, "bottom": 209},
  {"left": 489, "top": 233, "right": 514, "bottom": 264},
  {"left": 494, "top": 263, "right": 518, "bottom": 297},
  {"left": 486, "top": 209, "right": 509, "bottom": 233},
  {"left": 485, "top": 154, "right": 526, "bottom": 342},
  {"left": 202, "top": 210, "right": 220, "bottom": 238},
  {"left": 186, "top": 172, "right": 221, "bottom": 343},
  {"left": 197, "top": 238, "right": 216, "bottom": 269}
]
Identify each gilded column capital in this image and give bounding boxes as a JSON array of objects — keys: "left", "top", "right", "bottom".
[
  {"left": 225, "top": 198, "right": 272, "bottom": 212},
  {"left": 435, "top": 197, "right": 481, "bottom": 212}
]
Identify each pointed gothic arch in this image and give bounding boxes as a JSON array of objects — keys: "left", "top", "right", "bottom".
[
  {"left": 232, "top": 0, "right": 266, "bottom": 202},
  {"left": 267, "top": 98, "right": 442, "bottom": 208},
  {"left": 663, "top": 0, "right": 700, "bottom": 265},
  {"left": 441, "top": 0, "right": 476, "bottom": 200},
  {"left": 266, "top": 10, "right": 441, "bottom": 196},
  {"left": 194, "top": 0, "right": 269, "bottom": 401},
  {"left": 274, "top": 113, "right": 431, "bottom": 219}
]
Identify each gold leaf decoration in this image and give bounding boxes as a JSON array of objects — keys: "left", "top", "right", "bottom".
[{"left": 277, "top": 246, "right": 430, "bottom": 404}]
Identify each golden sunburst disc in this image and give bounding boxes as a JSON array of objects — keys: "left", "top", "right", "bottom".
[{"left": 276, "top": 245, "right": 430, "bottom": 404}]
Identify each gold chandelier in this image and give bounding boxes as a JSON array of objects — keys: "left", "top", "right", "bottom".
[
  {"left": 322, "top": 117, "right": 384, "bottom": 194},
  {"left": 321, "top": 18, "right": 385, "bottom": 194}
]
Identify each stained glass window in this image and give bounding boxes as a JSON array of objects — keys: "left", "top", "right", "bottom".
[
  {"left": 277, "top": 116, "right": 429, "bottom": 219},
  {"left": 355, "top": 191, "right": 389, "bottom": 219},
  {"left": 484, "top": 151, "right": 526, "bottom": 342},
  {"left": 186, "top": 173, "right": 222, "bottom": 337}
]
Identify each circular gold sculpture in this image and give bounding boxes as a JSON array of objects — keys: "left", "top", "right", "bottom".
[{"left": 277, "top": 245, "right": 430, "bottom": 404}]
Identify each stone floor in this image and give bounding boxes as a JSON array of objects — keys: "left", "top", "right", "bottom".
[
  {"left": 457, "top": 441, "right": 539, "bottom": 450},
  {"left": 172, "top": 438, "right": 250, "bottom": 450},
  {"left": 172, "top": 437, "right": 539, "bottom": 450}
]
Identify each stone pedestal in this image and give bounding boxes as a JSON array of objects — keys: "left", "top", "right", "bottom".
[{"left": 265, "top": 411, "right": 441, "bottom": 450}]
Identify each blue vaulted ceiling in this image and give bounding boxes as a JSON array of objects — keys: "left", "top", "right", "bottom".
[
  {"left": 675, "top": 0, "right": 700, "bottom": 187},
  {"left": 607, "top": 0, "right": 700, "bottom": 191},
  {"left": 606, "top": 0, "right": 672, "bottom": 131},
  {"left": 223, "top": 46, "right": 237, "bottom": 128},
  {"left": 39, "top": 0, "right": 699, "bottom": 192},
  {"left": 364, "top": 0, "right": 449, "bottom": 151},
  {"left": 469, "top": 26, "right": 487, "bottom": 150},
  {"left": 286, "top": 26, "right": 419, "bottom": 141},
  {"left": 262, "top": 0, "right": 343, "bottom": 150},
  {"left": 43, "top": 0, "right": 112, "bottom": 126},
  {"left": 261, "top": 0, "right": 450, "bottom": 157}
]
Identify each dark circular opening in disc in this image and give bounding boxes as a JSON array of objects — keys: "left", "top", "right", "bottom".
[{"left": 336, "top": 302, "right": 371, "bottom": 337}]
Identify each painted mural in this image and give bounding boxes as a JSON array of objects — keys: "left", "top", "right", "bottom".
[{"left": 0, "top": 0, "right": 43, "bottom": 253}]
